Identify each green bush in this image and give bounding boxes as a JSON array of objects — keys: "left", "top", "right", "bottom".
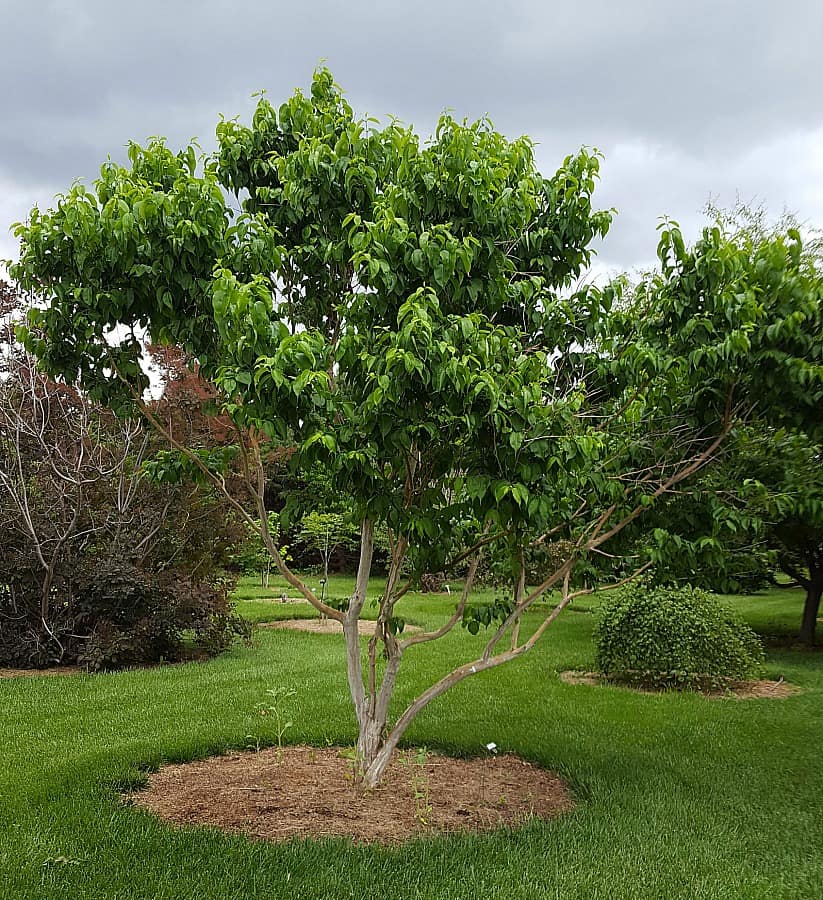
[{"left": 594, "top": 584, "right": 765, "bottom": 690}]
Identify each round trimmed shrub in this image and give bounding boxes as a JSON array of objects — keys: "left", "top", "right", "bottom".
[{"left": 594, "top": 584, "right": 765, "bottom": 689}]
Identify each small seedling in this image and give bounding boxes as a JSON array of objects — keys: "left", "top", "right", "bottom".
[
  {"left": 402, "top": 747, "right": 433, "bottom": 827},
  {"left": 338, "top": 745, "right": 363, "bottom": 784},
  {"left": 255, "top": 686, "right": 296, "bottom": 763},
  {"left": 244, "top": 733, "right": 263, "bottom": 753}
]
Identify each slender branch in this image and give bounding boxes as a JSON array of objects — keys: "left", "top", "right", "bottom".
[
  {"left": 368, "top": 533, "right": 407, "bottom": 713},
  {"left": 482, "top": 558, "right": 575, "bottom": 660},
  {"left": 250, "top": 432, "right": 341, "bottom": 619},
  {"left": 510, "top": 549, "right": 526, "bottom": 651},
  {"left": 344, "top": 519, "right": 374, "bottom": 727},
  {"left": 779, "top": 559, "right": 811, "bottom": 591},
  {"left": 533, "top": 501, "right": 586, "bottom": 545},
  {"left": 129, "top": 389, "right": 338, "bottom": 618},
  {"left": 588, "top": 428, "right": 730, "bottom": 551},
  {"left": 565, "top": 559, "right": 654, "bottom": 603},
  {"left": 444, "top": 526, "right": 512, "bottom": 571},
  {"left": 400, "top": 549, "right": 483, "bottom": 650}
]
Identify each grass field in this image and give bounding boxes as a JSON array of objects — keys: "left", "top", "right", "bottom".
[{"left": 1, "top": 576, "right": 821, "bottom": 899}]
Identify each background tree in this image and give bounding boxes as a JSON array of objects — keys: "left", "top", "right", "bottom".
[
  {"left": 706, "top": 426, "right": 823, "bottom": 643},
  {"left": 231, "top": 512, "right": 286, "bottom": 588},
  {"left": 296, "top": 511, "right": 359, "bottom": 583},
  {"left": 740, "top": 428, "right": 823, "bottom": 643},
  {"left": 624, "top": 204, "right": 823, "bottom": 640},
  {"left": 11, "top": 71, "right": 820, "bottom": 783}
]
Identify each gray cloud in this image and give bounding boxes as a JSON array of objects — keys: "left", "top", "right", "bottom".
[{"left": 3, "top": 0, "right": 822, "bottom": 270}]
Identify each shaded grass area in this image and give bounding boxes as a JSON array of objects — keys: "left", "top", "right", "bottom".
[{"left": 1, "top": 578, "right": 821, "bottom": 898}]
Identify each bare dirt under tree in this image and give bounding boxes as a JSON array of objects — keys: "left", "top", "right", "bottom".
[{"left": 127, "top": 745, "right": 574, "bottom": 844}]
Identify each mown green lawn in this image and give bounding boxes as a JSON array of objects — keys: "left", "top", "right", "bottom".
[{"left": 1, "top": 577, "right": 821, "bottom": 899}]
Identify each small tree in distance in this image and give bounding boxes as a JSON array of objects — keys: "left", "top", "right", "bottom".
[
  {"left": 11, "top": 70, "right": 820, "bottom": 785},
  {"left": 296, "top": 511, "right": 359, "bottom": 583},
  {"left": 231, "top": 512, "right": 284, "bottom": 588}
]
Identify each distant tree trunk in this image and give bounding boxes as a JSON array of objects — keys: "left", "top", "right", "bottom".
[{"left": 798, "top": 576, "right": 822, "bottom": 645}]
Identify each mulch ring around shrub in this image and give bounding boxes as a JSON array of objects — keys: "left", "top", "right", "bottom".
[
  {"left": 0, "top": 665, "right": 83, "bottom": 679},
  {"left": 242, "top": 596, "right": 310, "bottom": 604},
  {"left": 559, "top": 670, "right": 801, "bottom": 699},
  {"left": 0, "top": 652, "right": 212, "bottom": 679},
  {"left": 126, "top": 745, "right": 574, "bottom": 845},
  {"left": 258, "top": 619, "right": 422, "bottom": 636}
]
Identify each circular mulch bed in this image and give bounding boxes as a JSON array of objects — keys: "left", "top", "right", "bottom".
[
  {"left": 259, "top": 618, "right": 422, "bottom": 637},
  {"left": 558, "top": 670, "right": 800, "bottom": 699},
  {"left": 127, "top": 746, "right": 574, "bottom": 844}
]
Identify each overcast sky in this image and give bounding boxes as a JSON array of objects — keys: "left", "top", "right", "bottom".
[{"left": 2, "top": 0, "right": 822, "bottom": 279}]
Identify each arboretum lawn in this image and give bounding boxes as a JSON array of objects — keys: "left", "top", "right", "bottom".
[{"left": 1, "top": 578, "right": 821, "bottom": 900}]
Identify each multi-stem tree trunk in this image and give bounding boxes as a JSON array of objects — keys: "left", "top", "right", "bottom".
[
  {"left": 341, "top": 518, "right": 406, "bottom": 784},
  {"left": 135, "top": 403, "right": 731, "bottom": 791},
  {"left": 340, "top": 522, "right": 535, "bottom": 788}
]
